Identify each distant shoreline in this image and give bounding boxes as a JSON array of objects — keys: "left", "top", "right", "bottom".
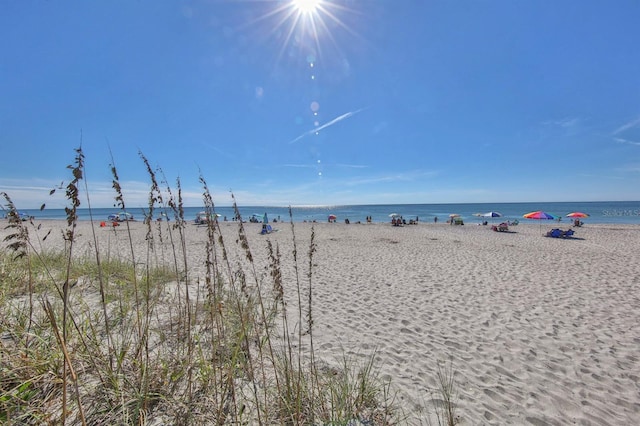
[{"left": 4, "top": 200, "right": 640, "bottom": 225}]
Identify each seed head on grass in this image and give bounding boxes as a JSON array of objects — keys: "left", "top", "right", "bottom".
[
  {"left": 1, "top": 192, "right": 29, "bottom": 259},
  {"left": 109, "top": 162, "right": 125, "bottom": 212},
  {"left": 63, "top": 147, "right": 84, "bottom": 234}
]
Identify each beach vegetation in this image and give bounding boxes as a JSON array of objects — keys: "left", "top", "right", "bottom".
[
  {"left": 421, "top": 360, "right": 459, "bottom": 426},
  {"left": 0, "top": 148, "right": 402, "bottom": 424}
]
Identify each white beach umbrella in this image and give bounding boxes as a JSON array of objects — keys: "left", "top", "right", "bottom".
[{"left": 482, "top": 211, "right": 502, "bottom": 218}]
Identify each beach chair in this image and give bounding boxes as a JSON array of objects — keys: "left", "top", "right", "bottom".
[
  {"left": 492, "top": 222, "right": 509, "bottom": 232},
  {"left": 545, "top": 228, "right": 563, "bottom": 238}
]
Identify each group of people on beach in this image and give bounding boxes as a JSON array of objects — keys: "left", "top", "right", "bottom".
[{"left": 391, "top": 216, "right": 419, "bottom": 226}]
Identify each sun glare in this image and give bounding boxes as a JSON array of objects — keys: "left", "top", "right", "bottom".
[
  {"left": 244, "top": 0, "right": 360, "bottom": 72},
  {"left": 292, "top": 0, "right": 321, "bottom": 15}
]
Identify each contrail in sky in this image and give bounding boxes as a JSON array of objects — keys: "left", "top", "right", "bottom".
[
  {"left": 288, "top": 107, "right": 366, "bottom": 144},
  {"left": 613, "top": 116, "right": 640, "bottom": 135}
]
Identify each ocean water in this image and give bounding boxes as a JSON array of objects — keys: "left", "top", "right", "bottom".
[{"left": 8, "top": 201, "right": 640, "bottom": 225}]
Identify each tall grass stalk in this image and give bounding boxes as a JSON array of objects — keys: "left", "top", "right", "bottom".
[
  {"left": 80, "top": 148, "right": 115, "bottom": 372},
  {"left": 59, "top": 147, "right": 86, "bottom": 423},
  {"left": 424, "top": 361, "right": 459, "bottom": 426},
  {"left": 1, "top": 192, "right": 33, "bottom": 346},
  {"left": 1, "top": 148, "right": 404, "bottom": 425}
]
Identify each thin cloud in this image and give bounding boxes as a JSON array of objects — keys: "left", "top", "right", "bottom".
[
  {"left": 614, "top": 137, "right": 640, "bottom": 146},
  {"left": 288, "top": 108, "right": 366, "bottom": 144},
  {"left": 558, "top": 117, "right": 580, "bottom": 128},
  {"left": 343, "top": 169, "right": 439, "bottom": 186},
  {"left": 615, "top": 163, "right": 640, "bottom": 173},
  {"left": 613, "top": 116, "right": 640, "bottom": 135},
  {"left": 282, "top": 162, "right": 367, "bottom": 169},
  {"left": 543, "top": 117, "right": 580, "bottom": 128},
  {"left": 334, "top": 163, "right": 368, "bottom": 169},
  {"left": 282, "top": 164, "right": 317, "bottom": 168}
]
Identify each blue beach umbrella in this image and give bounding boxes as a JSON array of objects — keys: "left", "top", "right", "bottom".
[{"left": 481, "top": 211, "right": 502, "bottom": 223}]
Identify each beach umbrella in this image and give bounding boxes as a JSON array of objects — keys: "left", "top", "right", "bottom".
[
  {"left": 263, "top": 213, "right": 268, "bottom": 224},
  {"left": 481, "top": 211, "right": 502, "bottom": 224},
  {"left": 523, "top": 211, "right": 554, "bottom": 220},
  {"left": 523, "top": 211, "right": 555, "bottom": 232},
  {"left": 328, "top": 214, "right": 337, "bottom": 222},
  {"left": 566, "top": 212, "right": 589, "bottom": 218},
  {"left": 482, "top": 211, "right": 502, "bottom": 218},
  {"left": 388, "top": 213, "right": 400, "bottom": 218},
  {"left": 567, "top": 211, "right": 588, "bottom": 226}
]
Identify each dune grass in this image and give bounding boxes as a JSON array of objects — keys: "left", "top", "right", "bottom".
[{"left": 0, "top": 148, "right": 409, "bottom": 425}]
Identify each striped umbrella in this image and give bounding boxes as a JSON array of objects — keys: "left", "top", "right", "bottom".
[
  {"left": 523, "top": 211, "right": 555, "bottom": 232},
  {"left": 523, "top": 211, "right": 554, "bottom": 220},
  {"left": 566, "top": 212, "right": 589, "bottom": 218}
]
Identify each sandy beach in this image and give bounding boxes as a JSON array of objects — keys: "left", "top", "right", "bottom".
[{"left": 3, "top": 218, "right": 640, "bottom": 424}]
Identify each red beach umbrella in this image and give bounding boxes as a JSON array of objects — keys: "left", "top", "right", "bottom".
[
  {"left": 567, "top": 211, "right": 589, "bottom": 226},
  {"left": 566, "top": 212, "right": 589, "bottom": 218}
]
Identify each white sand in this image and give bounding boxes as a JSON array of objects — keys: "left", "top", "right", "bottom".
[{"left": 4, "top": 218, "right": 640, "bottom": 424}]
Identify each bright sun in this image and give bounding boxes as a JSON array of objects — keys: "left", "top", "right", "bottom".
[
  {"left": 292, "top": 0, "right": 322, "bottom": 15},
  {"left": 248, "top": 0, "right": 357, "bottom": 70}
]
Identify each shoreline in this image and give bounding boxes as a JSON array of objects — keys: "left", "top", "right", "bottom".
[{"left": 4, "top": 200, "right": 640, "bottom": 226}]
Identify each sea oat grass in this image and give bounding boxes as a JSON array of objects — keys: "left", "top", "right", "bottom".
[
  {"left": 0, "top": 148, "right": 419, "bottom": 425},
  {"left": 422, "top": 361, "right": 460, "bottom": 426}
]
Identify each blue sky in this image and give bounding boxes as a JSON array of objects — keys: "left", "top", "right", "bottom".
[{"left": 2, "top": 0, "right": 639, "bottom": 209}]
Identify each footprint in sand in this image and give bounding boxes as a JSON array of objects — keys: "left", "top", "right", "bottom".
[
  {"left": 482, "top": 388, "right": 510, "bottom": 405},
  {"left": 444, "top": 340, "right": 464, "bottom": 350},
  {"left": 483, "top": 410, "right": 497, "bottom": 421}
]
